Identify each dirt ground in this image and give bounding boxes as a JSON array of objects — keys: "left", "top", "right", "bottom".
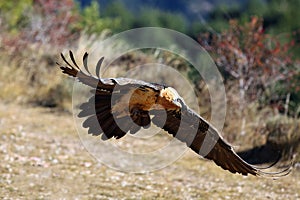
[{"left": 0, "top": 102, "right": 299, "bottom": 200}]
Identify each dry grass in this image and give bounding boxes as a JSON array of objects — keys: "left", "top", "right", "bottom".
[
  {"left": 0, "top": 46, "right": 72, "bottom": 110},
  {"left": 266, "top": 116, "right": 300, "bottom": 162},
  {"left": 0, "top": 102, "right": 300, "bottom": 199}
]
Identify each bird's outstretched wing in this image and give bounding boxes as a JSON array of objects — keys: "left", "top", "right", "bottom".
[
  {"left": 150, "top": 107, "right": 291, "bottom": 177},
  {"left": 57, "top": 51, "right": 116, "bottom": 90},
  {"left": 57, "top": 51, "right": 292, "bottom": 177},
  {"left": 57, "top": 51, "right": 163, "bottom": 140}
]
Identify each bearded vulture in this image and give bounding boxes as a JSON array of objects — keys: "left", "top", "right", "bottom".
[{"left": 57, "top": 51, "right": 291, "bottom": 177}]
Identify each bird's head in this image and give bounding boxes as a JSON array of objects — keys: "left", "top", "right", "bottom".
[{"left": 159, "top": 87, "right": 186, "bottom": 109}]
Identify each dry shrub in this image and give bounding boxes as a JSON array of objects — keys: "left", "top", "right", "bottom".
[
  {"left": 0, "top": 44, "right": 72, "bottom": 110},
  {"left": 0, "top": 0, "right": 80, "bottom": 110},
  {"left": 266, "top": 116, "right": 300, "bottom": 162},
  {"left": 196, "top": 17, "right": 299, "bottom": 161}
]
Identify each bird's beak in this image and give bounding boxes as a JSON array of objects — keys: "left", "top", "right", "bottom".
[{"left": 172, "top": 98, "right": 182, "bottom": 108}]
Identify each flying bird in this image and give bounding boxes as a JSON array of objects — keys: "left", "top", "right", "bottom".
[{"left": 57, "top": 51, "right": 291, "bottom": 177}]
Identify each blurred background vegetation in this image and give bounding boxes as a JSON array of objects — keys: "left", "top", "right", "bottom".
[{"left": 0, "top": 0, "right": 299, "bottom": 161}]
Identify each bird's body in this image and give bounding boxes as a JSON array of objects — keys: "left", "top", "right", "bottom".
[{"left": 57, "top": 51, "right": 291, "bottom": 177}]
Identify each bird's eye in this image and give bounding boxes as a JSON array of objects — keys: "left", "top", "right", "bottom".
[
  {"left": 176, "top": 98, "right": 187, "bottom": 110},
  {"left": 176, "top": 98, "right": 183, "bottom": 105}
]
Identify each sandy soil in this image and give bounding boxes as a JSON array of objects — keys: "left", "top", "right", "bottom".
[{"left": 0, "top": 103, "right": 299, "bottom": 200}]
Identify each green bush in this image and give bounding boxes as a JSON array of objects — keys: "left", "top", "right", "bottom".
[
  {"left": 0, "top": 0, "right": 33, "bottom": 34},
  {"left": 76, "top": 0, "right": 121, "bottom": 35},
  {"left": 135, "top": 8, "right": 187, "bottom": 33}
]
